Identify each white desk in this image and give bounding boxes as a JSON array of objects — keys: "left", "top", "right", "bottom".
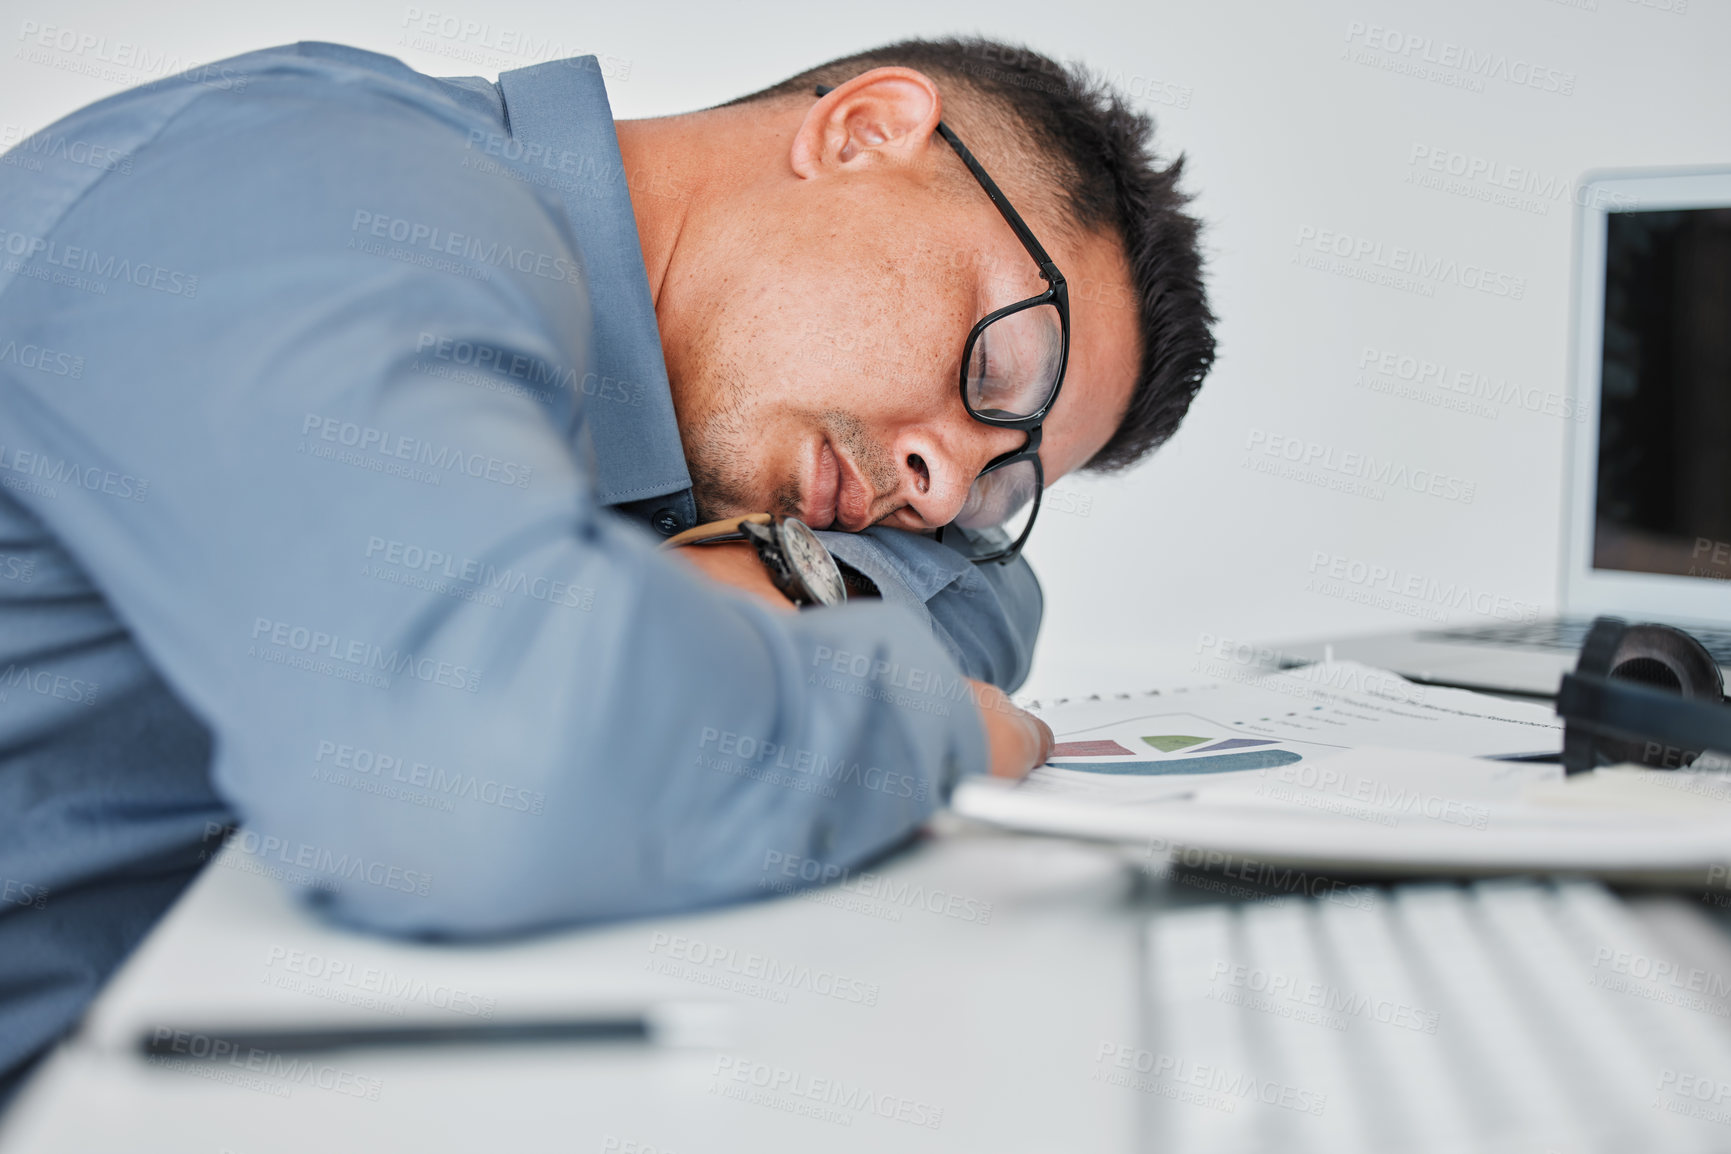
[{"left": 0, "top": 820, "right": 1150, "bottom": 1154}]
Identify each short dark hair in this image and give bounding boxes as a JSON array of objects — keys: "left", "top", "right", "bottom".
[{"left": 727, "top": 36, "right": 1215, "bottom": 473}]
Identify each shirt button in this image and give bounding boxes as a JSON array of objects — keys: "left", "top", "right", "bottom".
[{"left": 652, "top": 509, "right": 681, "bottom": 536}]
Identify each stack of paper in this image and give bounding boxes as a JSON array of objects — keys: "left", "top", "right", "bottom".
[{"left": 954, "top": 662, "right": 1731, "bottom": 880}]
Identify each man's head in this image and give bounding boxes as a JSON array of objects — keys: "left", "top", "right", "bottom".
[{"left": 623, "top": 37, "right": 1214, "bottom": 534}]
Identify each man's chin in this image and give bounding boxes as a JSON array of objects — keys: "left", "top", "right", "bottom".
[
  {"left": 689, "top": 491, "right": 776, "bottom": 527},
  {"left": 685, "top": 476, "right": 752, "bottom": 526},
  {"left": 684, "top": 454, "right": 804, "bottom": 525}
]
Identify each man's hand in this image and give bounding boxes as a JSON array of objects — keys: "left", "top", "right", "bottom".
[
  {"left": 968, "top": 679, "right": 1054, "bottom": 780},
  {"left": 670, "top": 542, "right": 795, "bottom": 611}
]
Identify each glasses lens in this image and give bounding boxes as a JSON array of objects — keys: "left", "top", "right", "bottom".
[
  {"left": 965, "top": 302, "right": 1063, "bottom": 420},
  {"left": 955, "top": 456, "right": 1040, "bottom": 553}
]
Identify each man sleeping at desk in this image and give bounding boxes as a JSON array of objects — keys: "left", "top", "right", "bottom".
[{"left": 0, "top": 34, "right": 1213, "bottom": 1099}]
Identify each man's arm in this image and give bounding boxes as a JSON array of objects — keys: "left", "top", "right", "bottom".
[
  {"left": 675, "top": 525, "right": 1044, "bottom": 692},
  {"left": 816, "top": 528, "right": 1043, "bottom": 693},
  {"left": 0, "top": 64, "right": 1009, "bottom": 934},
  {"left": 668, "top": 542, "right": 1050, "bottom": 767}
]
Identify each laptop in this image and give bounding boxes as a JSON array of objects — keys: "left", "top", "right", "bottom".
[{"left": 1281, "top": 168, "right": 1731, "bottom": 698}]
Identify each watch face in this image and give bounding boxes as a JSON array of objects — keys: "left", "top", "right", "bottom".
[{"left": 778, "top": 518, "right": 848, "bottom": 607}]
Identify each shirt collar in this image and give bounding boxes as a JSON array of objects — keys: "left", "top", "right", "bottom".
[{"left": 494, "top": 59, "right": 693, "bottom": 519}]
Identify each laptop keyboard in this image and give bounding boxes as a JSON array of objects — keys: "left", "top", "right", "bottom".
[
  {"left": 1138, "top": 879, "right": 1731, "bottom": 1152},
  {"left": 1424, "top": 616, "right": 1731, "bottom": 665}
]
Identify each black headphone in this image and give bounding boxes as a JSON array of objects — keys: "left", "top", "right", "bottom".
[{"left": 1556, "top": 616, "right": 1731, "bottom": 774}]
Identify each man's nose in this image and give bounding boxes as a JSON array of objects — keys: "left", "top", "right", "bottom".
[{"left": 892, "top": 425, "right": 1024, "bottom": 527}]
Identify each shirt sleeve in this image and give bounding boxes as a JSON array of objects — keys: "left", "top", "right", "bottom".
[
  {"left": 0, "top": 64, "right": 987, "bottom": 935},
  {"left": 817, "top": 528, "right": 1044, "bottom": 693}
]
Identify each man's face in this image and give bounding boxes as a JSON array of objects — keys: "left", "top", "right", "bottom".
[{"left": 656, "top": 84, "right": 1141, "bottom": 534}]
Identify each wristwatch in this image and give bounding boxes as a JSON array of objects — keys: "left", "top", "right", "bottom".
[{"left": 663, "top": 513, "right": 849, "bottom": 608}]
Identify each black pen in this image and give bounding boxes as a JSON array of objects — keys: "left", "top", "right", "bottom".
[{"left": 139, "top": 1006, "right": 732, "bottom": 1060}]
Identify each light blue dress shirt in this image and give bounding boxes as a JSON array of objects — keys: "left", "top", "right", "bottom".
[{"left": 0, "top": 43, "right": 1043, "bottom": 1096}]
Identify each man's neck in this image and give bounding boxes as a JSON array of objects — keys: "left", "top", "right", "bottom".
[
  {"left": 614, "top": 105, "right": 803, "bottom": 309},
  {"left": 614, "top": 113, "right": 730, "bottom": 309}
]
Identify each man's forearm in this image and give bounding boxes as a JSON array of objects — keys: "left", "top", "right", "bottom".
[{"left": 816, "top": 528, "right": 1044, "bottom": 692}]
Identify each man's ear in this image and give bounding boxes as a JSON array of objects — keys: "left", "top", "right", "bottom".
[{"left": 789, "top": 67, "right": 943, "bottom": 179}]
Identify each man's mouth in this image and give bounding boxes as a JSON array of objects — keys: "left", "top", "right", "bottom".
[{"left": 803, "top": 437, "right": 873, "bottom": 532}]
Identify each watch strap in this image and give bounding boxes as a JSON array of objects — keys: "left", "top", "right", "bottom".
[{"left": 660, "top": 513, "right": 773, "bottom": 550}]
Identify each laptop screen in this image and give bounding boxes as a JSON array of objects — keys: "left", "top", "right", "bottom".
[{"left": 1593, "top": 207, "right": 1731, "bottom": 583}]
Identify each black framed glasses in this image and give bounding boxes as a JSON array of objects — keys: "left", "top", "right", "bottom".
[{"left": 815, "top": 85, "right": 1070, "bottom": 565}]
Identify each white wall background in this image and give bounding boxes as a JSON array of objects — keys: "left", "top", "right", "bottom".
[{"left": 5, "top": 0, "right": 1726, "bottom": 696}]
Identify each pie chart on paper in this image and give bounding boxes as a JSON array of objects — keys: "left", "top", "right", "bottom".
[{"left": 1043, "top": 713, "right": 1330, "bottom": 776}]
